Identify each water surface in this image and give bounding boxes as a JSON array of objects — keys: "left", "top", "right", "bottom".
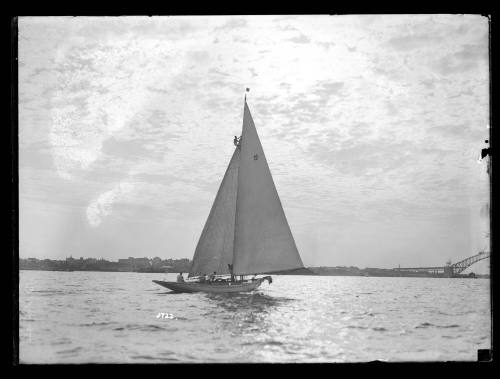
[{"left": 19, "top": 271, "right": 491, "bottom": 363}]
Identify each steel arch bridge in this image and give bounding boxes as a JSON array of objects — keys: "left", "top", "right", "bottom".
[
  {"left": 395, "top": 251, "right": 490, "bottom": 277},
  {"left": 448, "top": 251, "right": 490, "bottom": 275}
]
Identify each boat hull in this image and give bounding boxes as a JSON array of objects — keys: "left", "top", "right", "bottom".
[{"left": 152, "top": 278, "right": 266, "bottom": 293}]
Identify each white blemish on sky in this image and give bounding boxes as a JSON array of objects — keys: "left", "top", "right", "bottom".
[{"left": 86, "top": 181, "right": 135, "bottom": 227}]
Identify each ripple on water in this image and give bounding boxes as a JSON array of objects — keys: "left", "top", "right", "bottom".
[
  {"left": 346, "top": 325, "right": 369, "bottom": 330},
  {"left": 130, "top": 355, "right": 180, "bottom": 362},
  {"left": 113, "top": 324, "right": 178, "bottom": 332},
  {"left": 415, "top": 322, "right": 461, "bottom": 329},
  {"left": 79, "top": 321, "right": 116, "bottom": 327},
  {"left": 31, "top": 290, "right": 68, "bottom": 294},
  {"left": 57, "top": 346, "right": 83, "bottom": 356},
  {"left": 264, "top": 340, "right": 284, "bottom": 346},
  {"left": 52, "top": 338, "right": 72, "bottom": 346}
]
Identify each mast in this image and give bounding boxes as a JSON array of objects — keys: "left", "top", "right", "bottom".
[{"left": 229, "top": 92, "right": 246, "bottom": 277}]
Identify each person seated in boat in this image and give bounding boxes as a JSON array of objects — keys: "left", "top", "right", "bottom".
[
  {"left": 228, "top": 263, "right": 235, "bottom": 282},
  {"left": 176, "top": 272, "right": 184, "bottom": 283},
  {"left": 199, "top": 274, "right": 206, "bottom": 283},
  {"left": 208, "top": 271, "right": 216, "bottom": 282}
]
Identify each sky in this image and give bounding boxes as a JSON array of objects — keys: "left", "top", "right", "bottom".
[{"left": 18, "top": 15, "right": 490, "bottom": 272}]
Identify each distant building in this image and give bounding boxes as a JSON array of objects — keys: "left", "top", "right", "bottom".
[
  {"left": 151, "top": 257, "right": 162, "bottom": 267},
  {"left": 20, "top": 256, "right": 192, "bottom": 273},
  {"left": 132, "top": 258, "right": 151, "bottom": 270}
]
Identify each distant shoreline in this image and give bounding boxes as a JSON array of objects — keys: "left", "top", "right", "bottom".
[
  {"left": 18, "top": 257, "right": 489, "bottom": 279},
  {"left": 19, "top": 267, "right": 489, "bottom": 279}
]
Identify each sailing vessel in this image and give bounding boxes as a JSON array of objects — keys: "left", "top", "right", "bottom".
[{"left": 153, "top": 95, "right": 304, "bottom": 293}]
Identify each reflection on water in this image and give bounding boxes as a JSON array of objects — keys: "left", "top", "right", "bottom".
[
  {"left": 19, "top": 271, "right": 491, "bottom": 363},
  {"left": 203, "top": 291, "right": 296, "bottom": 358},
  {"left": 206, "top": 291, "right": 293, "bottom": 311}
]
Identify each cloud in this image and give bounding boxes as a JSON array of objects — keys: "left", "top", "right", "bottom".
[
  {"left": 427, "top": 123, "right": 485, "bottom": 140},
  {"left": 431, "top": 43, "right": 489, "bottom": 76},
  {"left": 385, "top": 34, "right": 435, "bottom": 51},
  {"left": 310, "top": 138, "right": 419, "bottom": 176},
  {"left": 317, "top": 41, "right": 336, "bottom": 50},
  {"left": 214, "top": 17, "right": 248, "bottom": 31},
  {"left": 288, "top": 33, "right": 311, "bottom": 44},
  {"left": 222, "top": 17, "right": 248, "bottom": 29},
  {"left": 312, "top": 81, "right": 344, "bottom": 100},
  {"left": 101, "top": 136, "right": 152, "bottom": 160}
]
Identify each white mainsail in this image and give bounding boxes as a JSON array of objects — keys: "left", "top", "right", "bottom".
[
  {"left": 189, "top": 99, "right": 304, "bottom": 277},
  {"left": 232, "top": 101, "right": 304, "bottom": 275}
]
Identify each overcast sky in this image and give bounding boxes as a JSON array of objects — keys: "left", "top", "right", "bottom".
[{"left": 18, "top": 15, "right": 490, "bottom": 272}]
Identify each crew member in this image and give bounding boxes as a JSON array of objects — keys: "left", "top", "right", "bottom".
[
  {"left": 176, "top": 272, "right": 184, "bottom": 282},
  {"left": 228, "top": 263, "right": 235, "bottom": 282}
]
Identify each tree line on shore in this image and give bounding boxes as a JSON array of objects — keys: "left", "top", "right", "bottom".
[{"left": 19, "top": 256, "right": 191, "bottom": 273}]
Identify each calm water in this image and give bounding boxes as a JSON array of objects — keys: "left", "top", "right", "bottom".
[{"left": 19, "top": 271, "right": 491, "bottom": 363}]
